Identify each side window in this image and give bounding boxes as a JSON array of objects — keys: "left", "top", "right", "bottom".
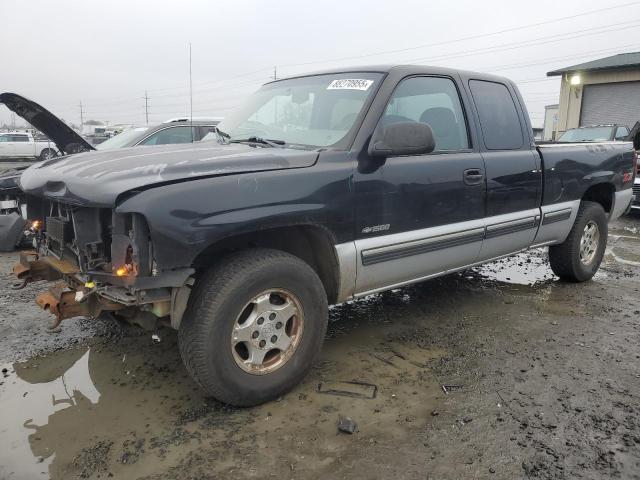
[
  {"left": 198, "top": 125, "right": 218, "bottom": 140},
  {"left": 469, "top": 80, "right": 523, "bottom": 150},
  {"left": 615, "top": 126, "right": 629, "bottom": 140},
  {"left": 139, "top": 126, "right": 196, "bottom": 146},
  {"left": 0, "top": 135, "right": 8, "bottom": 142},
  {"left": 11, "top": 135, "right": 29, "bottom": 142},
  {"left": 380, "top": 76, "right": 469, "bottom": 151}
]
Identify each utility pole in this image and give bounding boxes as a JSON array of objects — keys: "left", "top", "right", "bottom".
[
  {"left": 143, "top": 90, "right": 149, "bottom": 125},
  {"left": 79, "top": 101, "right": 84, "bottom": 133},
  {"left": 273, "top": 65, "right": 277, "bottom": 81},
  {"left": 189, "top": 42, "right": 193, "bottom": 143}
]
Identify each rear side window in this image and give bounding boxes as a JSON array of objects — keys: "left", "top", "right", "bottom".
[
  {"left": 139, "top": 126, "right": 197, "bottom": 146},
  {"left": 11, "top": 135, "right": 29, "bottom": 142},
  {"left": 469, "top": 80, "right": 523, "bottom": 150},
  {"left": 615, "top": 126, "right": 629, "bottom": 140}
]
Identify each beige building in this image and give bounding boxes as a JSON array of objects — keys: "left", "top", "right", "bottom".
[
  {"left": 547, "top": 52, "right": 640, "bottom": 134},
  {"left": 542, "top": 104, "right": 559, "bottom": 140}
]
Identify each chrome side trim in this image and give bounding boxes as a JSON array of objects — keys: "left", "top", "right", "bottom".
[
  {"left": 361, "top": 227, "right": 484, "bottom": 266},
  {"left": 335, "top": 200, "right": 582, "bottom": 301},
  {"left": 485, "top": 216, "right": 538, "bottom": 239},
  {"left": 334, "top": 242, "right": 357, "bottom": 303},
  {"left": 542, "top": 208, "right": 572, "bottom": 225},
  {"left": 611, "top": 188, "right": 633, "bottom": 221},
  {"left": 533, "top": 200, "right": 580, "bottom": 246},
  {"left": 354, "top": 247, "right": 534, "bottom": 298}
]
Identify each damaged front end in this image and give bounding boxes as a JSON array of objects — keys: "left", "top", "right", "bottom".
[{"left": 15, "top": 199, "right": 194, "bottom": 330}]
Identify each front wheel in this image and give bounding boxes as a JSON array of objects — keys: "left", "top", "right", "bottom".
[
  {"left": 548, "top": 201, "right": 607, "bottom": 282},
  {"left": 178, "top": 248, "right": 328, "bottom": 406}
]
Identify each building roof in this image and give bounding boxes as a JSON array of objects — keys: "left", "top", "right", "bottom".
[{"left": 547, "top": 52, "right": 640, "bottom": 77}]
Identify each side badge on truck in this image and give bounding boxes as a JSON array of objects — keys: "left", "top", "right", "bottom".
[{"left": 362, "top": 224, "right": 390, "bottom": 234}]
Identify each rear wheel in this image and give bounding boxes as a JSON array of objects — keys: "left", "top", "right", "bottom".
[
  {"left": 178, "top": 248, "right": 328, "bottom": 406},
  {"left": 39, "top": 148, "right": 57, "bottom": 161},
  {"left": 548, "top": 201, "right": 607, "bottom": 282}
]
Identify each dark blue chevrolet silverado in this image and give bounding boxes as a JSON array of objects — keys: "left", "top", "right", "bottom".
[{"left": 13, "top": 65, "right": 636, "bottom": 405}]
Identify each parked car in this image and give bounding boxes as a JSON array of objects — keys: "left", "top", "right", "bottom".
[
  {"left": 0, "top": 131, "right": 59, "bottom": 161},
  {"left": 13, "top": 65, "right": 636, "bottom": 406},
  {"left": 94, "top": 118, "right": 221, "bottom": 151},
  {"left": 0, "top": 92, "right": 221, "bottom": 250},
  {"left": 556, "top": 124, "right": 630, "bottom": 143}
]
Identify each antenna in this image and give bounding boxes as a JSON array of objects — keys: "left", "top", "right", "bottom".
[
  {"left": 273, "top": 65, "right": 277, "bottom": 80},
  {"left": 143, "top": 90, "right": 149, "bottom": 125},
  {"left": 79, "top": 101, "right": 84, "bottom": 133},
  {"left": 189, "top": 42, "right": 193, "bottom": 142}
]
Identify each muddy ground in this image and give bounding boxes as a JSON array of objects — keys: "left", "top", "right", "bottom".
[{"left": 1, "top": 217, "right": 639, "bottom": 480}]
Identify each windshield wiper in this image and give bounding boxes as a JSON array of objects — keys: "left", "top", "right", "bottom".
[
  {"left": 215, "top": 128, "right": 231, "bottom": 144},
  {"left": 229, "top": 136, "right": 286, "bottom": 148}
]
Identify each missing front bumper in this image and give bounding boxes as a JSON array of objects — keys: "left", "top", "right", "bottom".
[
  {"left": 13, "top": 251, "right": 191, "bottom": 330},
  {"left": 35, "top": 282, "right": 124, "bottom": 329}
]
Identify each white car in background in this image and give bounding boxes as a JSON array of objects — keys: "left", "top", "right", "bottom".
[{"left": 0, "top": 131, "right": 58, "bottom": 161}]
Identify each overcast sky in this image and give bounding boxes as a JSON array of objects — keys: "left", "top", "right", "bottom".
[{"left": 2, "top": 0, "right": 639, "bottom": 128}]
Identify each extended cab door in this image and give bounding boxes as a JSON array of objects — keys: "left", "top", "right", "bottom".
[
  {"left": 466, "top": 79, "right": 542, "bottom": 261},
  {"left": 353, "top": 75, "right": 487, "bottom": 295}
]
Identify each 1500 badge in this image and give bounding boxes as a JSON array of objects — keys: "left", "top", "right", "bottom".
[{"left": 362, "top": 224, "right": 390, "bottom": 234}]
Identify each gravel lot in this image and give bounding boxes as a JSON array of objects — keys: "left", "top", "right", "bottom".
[{"left": 0, "top": 216, "right": 639, "bottom": 480}]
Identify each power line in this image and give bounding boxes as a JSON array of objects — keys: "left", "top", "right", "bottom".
[
  {"left": 278, "top": 1, "right": 640, "bottom": 70},
  {"left": 399, "top": 19, "right": 640, "bottom": 66}
]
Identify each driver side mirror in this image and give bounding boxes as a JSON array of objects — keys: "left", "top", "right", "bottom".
[{"left": 369, "top": 121, "right": 436, "bottom": 158}]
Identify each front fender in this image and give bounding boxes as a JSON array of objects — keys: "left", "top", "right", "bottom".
[{"left": 116, "top": 160, "right": 354, "bottom": 270}]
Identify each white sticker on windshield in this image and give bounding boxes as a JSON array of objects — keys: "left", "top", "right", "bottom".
[{"left": 327, "top": 79, "right": 374, "bottom": 91}]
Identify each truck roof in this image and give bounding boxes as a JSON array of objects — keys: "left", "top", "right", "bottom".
[{"left": 268, "top": 64, "right": 513, "bottom": 85}]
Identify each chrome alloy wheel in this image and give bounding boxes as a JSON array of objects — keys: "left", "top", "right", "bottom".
[
  {"left": 579, "top": 220, "right": 599, "bottom": 265},
  {"left": 231, "top": 289, "right": 304, "bottom": 375}
]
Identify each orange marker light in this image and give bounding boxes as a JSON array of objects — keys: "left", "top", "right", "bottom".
[
  {"left": 31, "top": 220, "right": 41, "bottom": 230},
  {"left": 115, "top": 267, "right": 128, "bottom": 277}
]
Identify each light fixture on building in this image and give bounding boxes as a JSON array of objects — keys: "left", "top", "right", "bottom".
[{"left": 569, "top": 74, "right": 582, "bottom": 86}]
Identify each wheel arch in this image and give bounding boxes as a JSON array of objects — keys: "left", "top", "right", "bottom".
[
  {"left": 191, "top": 224, "right": 341, "bottom": 304},
  {"left": 581, "top": 182, "right": 615, "bottom": 213}
]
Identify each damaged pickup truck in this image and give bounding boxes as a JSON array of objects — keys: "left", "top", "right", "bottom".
[{"left": 14, "top": 65, "right": 636, "bottom": 406}]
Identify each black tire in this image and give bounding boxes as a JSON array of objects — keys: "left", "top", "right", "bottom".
[
  {"left": 39, "top": 148, "right": 57, "bottom": 161},
  {"left": 178, "top": 248, "right": 328, "bottom": 406},
  {"left": 548, "top": 201, "right": 607, "bottom": 282}
]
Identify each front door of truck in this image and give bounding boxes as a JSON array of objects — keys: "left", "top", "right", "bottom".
[
  {"left": 467, "top": 80, "right": 542, "bottom": 261},
  {"left": 353, "top": 75, "right": 486, "bottom": 295}
]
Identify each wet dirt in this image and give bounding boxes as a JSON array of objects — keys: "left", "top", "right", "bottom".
[{"left": 1, "top": 216, "right": 640, "bottom": 479}]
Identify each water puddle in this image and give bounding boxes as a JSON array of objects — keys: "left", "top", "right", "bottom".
[
  {"left": 472, "top": 250, "right": 557, "bottom": 286},
  {"left": 0, "top": 315, "right": 448, "bottom": 479}
]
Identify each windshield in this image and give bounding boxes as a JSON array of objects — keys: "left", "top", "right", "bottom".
[
  {"left": 557, "top": 126, "right": 613, "bottom": 142},
  {"left": 96, "top": 127, "right": 149, "bottom": 150},
  {"left": 215, "top": 72, "right": 384, "bottom": 149}
]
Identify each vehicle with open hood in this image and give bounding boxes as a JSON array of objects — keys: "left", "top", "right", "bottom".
[
  {"left": 13, "top": 65, "right": 636, "bottom": 406},
  {"left": 0, "top": 93, "right": 221, "bottom": 250}
]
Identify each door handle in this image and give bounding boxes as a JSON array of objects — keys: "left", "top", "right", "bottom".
[{"left": 463, "top": 169, "right": 484, "bottom": 185}]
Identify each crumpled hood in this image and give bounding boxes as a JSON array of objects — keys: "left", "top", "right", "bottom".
[{"left": 19, "top": 141, "right": 319, "bottom": 207}]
